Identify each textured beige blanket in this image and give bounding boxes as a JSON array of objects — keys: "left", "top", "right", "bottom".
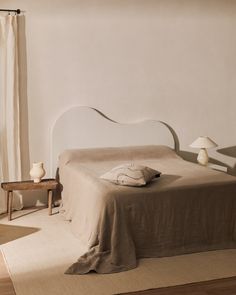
[{"left": 59, "top": 146, "right": 236, "bottom": 274}]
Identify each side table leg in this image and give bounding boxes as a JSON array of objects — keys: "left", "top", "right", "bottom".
[
  {"left": 6, "top": 191, "right": 9, "bottom": 213},
  {"left": 48, "top": 189, "right": 53, "bottom": 215},
  {"left": 8, "top": 191, "right": 13, "bottom": 221}
]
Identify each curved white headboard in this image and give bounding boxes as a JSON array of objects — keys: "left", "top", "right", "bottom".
[{"left": 50, "top": 106, "right": 178, "bottom": 176}]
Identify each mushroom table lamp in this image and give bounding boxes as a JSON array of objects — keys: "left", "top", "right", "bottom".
[{"left": 190, "top": 136, "right": 218, "bottom": 166}]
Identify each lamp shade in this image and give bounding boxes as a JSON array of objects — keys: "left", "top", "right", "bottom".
[{"left": 190, "top": 136, "right": 217, "bottom": 149}]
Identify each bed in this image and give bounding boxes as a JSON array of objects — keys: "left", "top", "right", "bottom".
[{"left": 52, "top": 106, "right": 236, "bottom": 274}]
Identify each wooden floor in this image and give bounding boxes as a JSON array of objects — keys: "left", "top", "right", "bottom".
[
  {"left": 0, "top": 251, "right": 15, "bottom": 295},
  {"left": 117, "top": 276, "right": 236, "bottom": 295}
]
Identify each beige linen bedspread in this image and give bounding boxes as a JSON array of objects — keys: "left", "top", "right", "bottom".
[{"left": 59, "top": 145, "right": 236, "bottom": 274}]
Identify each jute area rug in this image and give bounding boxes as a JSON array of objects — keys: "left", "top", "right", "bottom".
[{"left": 1, "top": 208, "right": 236, "bottom": 295}]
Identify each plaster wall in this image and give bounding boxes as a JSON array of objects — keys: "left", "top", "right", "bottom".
[{"left": 1, "top": 0, "right": 236, "bottom": 205}]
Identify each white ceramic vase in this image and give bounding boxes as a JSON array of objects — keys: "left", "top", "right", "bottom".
[{"left": 30, "top": 162, "right": 46, "bottom": 183}]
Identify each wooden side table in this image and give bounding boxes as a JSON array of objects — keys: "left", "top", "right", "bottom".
[{"left": 1, "top": 179, "right": 58, "bottom": 221}]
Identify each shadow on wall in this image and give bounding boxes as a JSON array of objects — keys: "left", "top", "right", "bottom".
[
  {"left": 162, "top": 121, "right": 180, "bottom": 153},
  {"left": 217, "top": 146, "right": 236, "bottom": 158},
  {"left": 217, "top": 146, "right": 236, "bottom": 176},
  {"left": 178, "top": 148, "right": 236, "bottom": 176},
  {"left": 173, "top": 132, "right": 236, "bottom": 176}
]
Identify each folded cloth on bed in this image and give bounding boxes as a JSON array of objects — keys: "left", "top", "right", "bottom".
[{"left": 59, "top": 145, "right": 236, "bottom": 274}]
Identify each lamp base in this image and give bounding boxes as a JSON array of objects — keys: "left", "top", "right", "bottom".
[{"left": 197, "top": 148, "right": 209, "bottom": 166}]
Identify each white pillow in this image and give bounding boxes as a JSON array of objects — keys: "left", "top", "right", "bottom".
[{"left": 100, "top": 163, "right": 161, "bottom": 187}]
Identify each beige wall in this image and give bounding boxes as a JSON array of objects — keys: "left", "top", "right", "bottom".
[{"left": 2, "top": 0, "right": 236, "bottom": 204}]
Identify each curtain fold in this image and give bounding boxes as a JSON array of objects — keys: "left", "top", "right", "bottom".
[{"left": 0, "top": 15, "right": 22, "bottom": 214}]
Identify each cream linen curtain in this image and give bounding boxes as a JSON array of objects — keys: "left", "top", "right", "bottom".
[{"left": 0, "top": 15, "right": 22, "bottom": 214}]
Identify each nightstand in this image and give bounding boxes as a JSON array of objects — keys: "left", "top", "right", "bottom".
[
  {"left": 1, "top": 179, "right": 58, "bottom": 221},
  {"left": 207, "top": 163, "right": 228, "bottom": 173}
]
